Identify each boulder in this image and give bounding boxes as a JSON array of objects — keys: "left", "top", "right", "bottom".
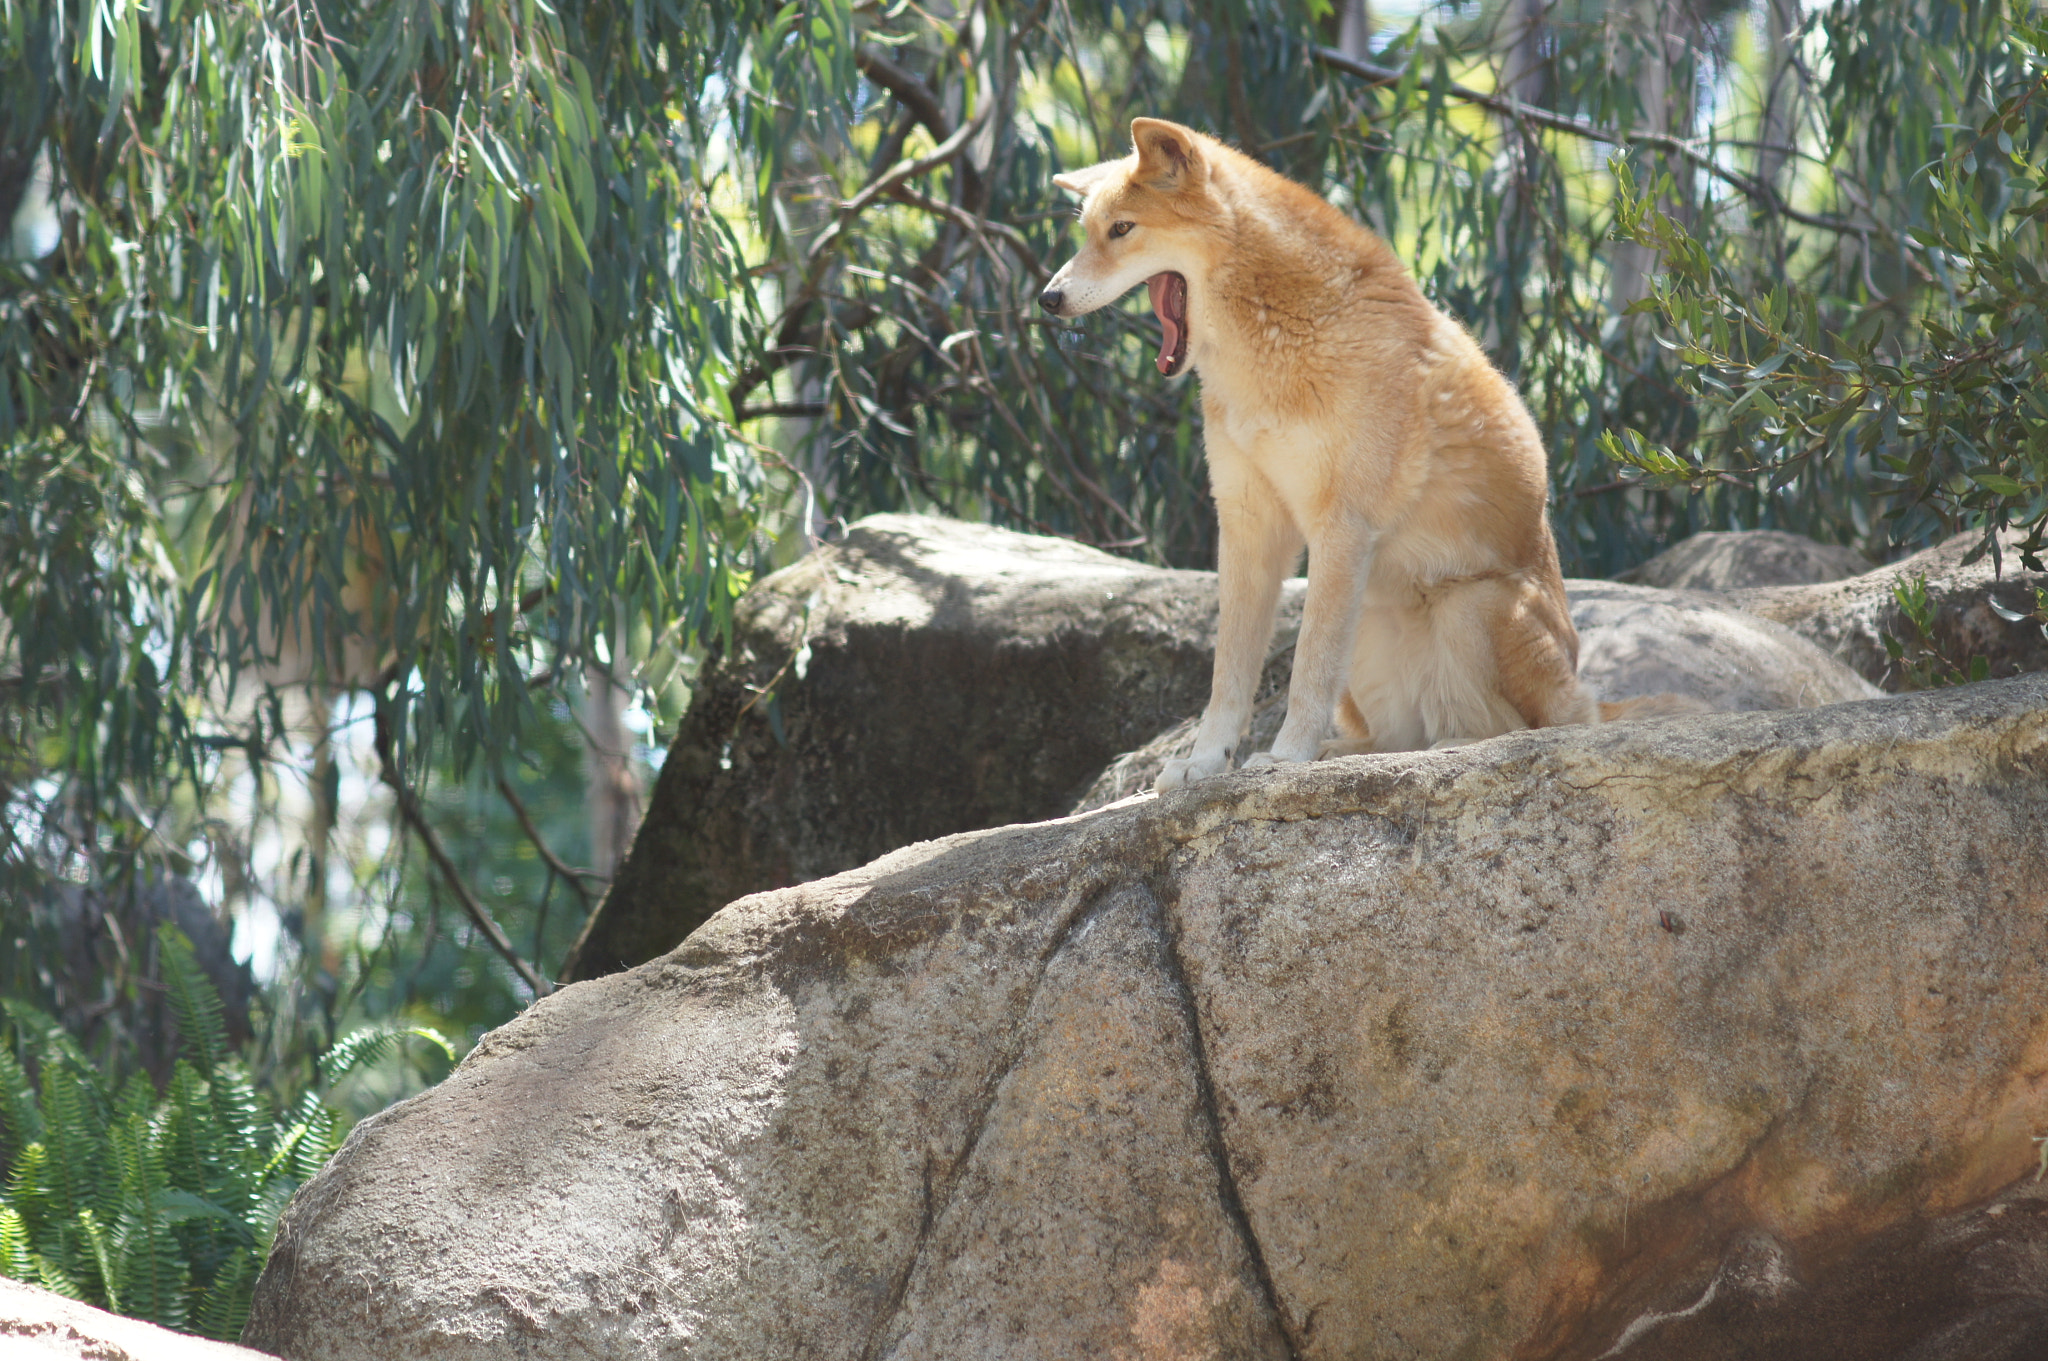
[
  {"left": 570, "top": 517, "right": 1884, "bottom": 977},
  {"left": 563, "top": 514, "right": 1230, "bottom": 980},
  {"left": 1569, "top": 581, "right": 1880, "bottom": 711},
  {"left": 1070, "top": 581, "right": 1879, "bottom": 812},
  {"left": 1616, "top": 528, "right": 1873, "bottom": 591},
  {"left": 1, "top": 1278, "right": 276, "bottom": 1360},
  {"left": 247, "top": 674, "right": 2048, "bottom": 1361},
  {"left": 1730, "top": 530, "right": 2048, "bottom": 690}
]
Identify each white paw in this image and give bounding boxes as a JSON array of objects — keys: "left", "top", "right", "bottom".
[
  {"left": 1246, "top": 736, "right": 1319, "bottom": 769},
  {"left": 1156, "top": 750, "right": 1230, "bottom": 792}
]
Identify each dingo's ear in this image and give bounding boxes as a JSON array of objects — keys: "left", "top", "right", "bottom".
[
  {"left": 1130, "top": 118, "right": 1205, "bottom": 191},
  {"left": 1051, "top": 161, "right": 1117, "bottom": 197}
]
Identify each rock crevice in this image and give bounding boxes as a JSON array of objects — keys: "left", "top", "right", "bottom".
[
  {"left": 1152, "top": 871, "right": 1305, "bottom": 1360},
  {"left": 248, "top": 675, "right": 2048, "bottom": 1360}
]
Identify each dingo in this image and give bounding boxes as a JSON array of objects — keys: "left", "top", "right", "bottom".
[{"left": 1043, "top": 118, "right": 1619, "bottom": 790}]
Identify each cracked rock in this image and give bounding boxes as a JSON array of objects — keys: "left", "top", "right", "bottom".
[{"left": 248, "top": 674, "right": 2048, "bottom": 1361}]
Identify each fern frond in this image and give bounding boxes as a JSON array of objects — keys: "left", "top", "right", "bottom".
[
  {"left": 0, "top": 1044, "right": 43, "bottom": 1156},
  {"left": 77, "top": 1206, "right": 120, "bottom": 1313},
  {"left": 39, "top": 1059, "right": 106, "bottom": 1231},
  {"left": 156, "top": 925, "right": 229, "bottom": 1075},
  {"left": 7, "top": 1140, "right": 50, "bottom": 1218},
  {"left": 34, "top": 1250, "right": 83, "bottom": 1300},
  {"left": 193, "top": 1245, "right": 255, "bottom": 1342},
  {"left": 0, "top": 1203, "right": 34, "bottom": 1280},
  {"left": 1, "top": 999, "right": 95, "bottom": 1075},
  {"left": 109, "top": 1108, "right": 190, "bottom": 1330},
  {"left": 255, "top": 1121, "right": 309, "bottom": 1190},
  {"left": 290, "top": 1106, "right": 340, "bottom": 1186},
  {"left": 161, "top": 1060, "right": 212, "bottom": 1209},
  {"left": 247, "top": 1179, "right": 297, "bottom": 1258},
  {"left": 318, "top": 1024, "right": 456, "bottom": 1086},
  {"left": 205, "top": 1061, "right": 269, "bottom": 1201}
]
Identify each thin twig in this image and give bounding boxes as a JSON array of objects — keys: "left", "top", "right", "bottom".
[
  {"left": 738, "top": 401, "right": 830, "bottom": 421},
  {"left": 1313, "top": 47, "right": 1865, "bottom": 236},
  {"left": 883, "top": 183, "right": 1051, "bottom": 282},
  {"left": 373, "top": 705, "right": 552, "bottom": 997},
  {"left": 824, "top": 101, "right": 993, "bottom": 241},
  {"left": 495, "top": 775, "right": 598, "bottom": 910},
  {"left": 728, "top": 101, "right": 990, "bottom": 414}
]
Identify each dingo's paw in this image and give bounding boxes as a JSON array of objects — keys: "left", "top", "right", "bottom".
[
  {"left": 1241, "top": 749, "right": 1305, "bottom": 772},
  {"left": 1156, "top": 751, "right": 1229, "bottom": 792}
]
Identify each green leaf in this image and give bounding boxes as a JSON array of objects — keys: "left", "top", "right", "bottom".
[
  {"left": 1971, "top": 472, "right": 2028, "bottom": 496},
  {"left": 1745, "top": 351, "right": 1795, "bottom": 381}
]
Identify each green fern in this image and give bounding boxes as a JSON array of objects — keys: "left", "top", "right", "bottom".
[
  {"left": 320, "top": 1024, "right": 456, "bottom": 1087},
  {"left": 0, "top": 924, "right": 454, "bottom": 1340},
  {"left": 0, "top": 1204, "right": 34, "bottom": 1280},
  {"left": 157, "top": 931, "right": 231, "bottom": 1077}
]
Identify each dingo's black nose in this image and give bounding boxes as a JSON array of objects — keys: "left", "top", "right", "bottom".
[{"left": 1039, "top": 288, "right": 1064, "bottom": 314}]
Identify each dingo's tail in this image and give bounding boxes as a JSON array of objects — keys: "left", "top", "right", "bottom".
[{"left": 1599, "top": 693, "right": 1715, "bottom": 722}]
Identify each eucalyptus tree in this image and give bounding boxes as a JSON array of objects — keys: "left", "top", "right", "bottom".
[
  {"left": 1, "top": 0, "right": 806, "bottom": 1052},
  {"left": 1604, "top": 0, "right": 2048, "bottom": 572},
  {"left": 3, "top": 0, "right": 2042, "bottom": 1097}
]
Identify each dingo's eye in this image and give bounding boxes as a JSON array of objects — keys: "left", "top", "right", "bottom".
[{"left": 1108, "top": 220, "right": 1136, "bottom": 239}]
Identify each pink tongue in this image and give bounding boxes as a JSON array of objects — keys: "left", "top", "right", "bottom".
[{"left": 1146, "top": 272, "right": 1185, "bottom": 375}]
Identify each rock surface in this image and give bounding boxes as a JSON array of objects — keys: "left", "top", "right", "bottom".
[
  {"left": 248, "top": 674, "right": 2048, "bottom": 1361},
  {"left": 1731, "top": 530, "right": 2048, "bottom": 690},
  {"left": 1617, "top": 528, "right": 1873, "bottom": 591},
  {"left": 570, "top": 516, "right": 1886, "bottom": 977},
  {"left": 1, "top": 1278, "right": 276, "bottom": 1360},
  {"left": 563, "top": 514, "right": 1234, "bottom": 980},
  {"left": 1570, "top": 580, "right": 1880, "bottom": 711},
  {"left": 1589, "top": 1179, "right": 2048, "bottom": 1361},
  {"left": 1072, "top": 581, "right": 1880, "bottom": 812}
]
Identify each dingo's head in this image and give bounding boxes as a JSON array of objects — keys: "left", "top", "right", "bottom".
[{"left": 1040, "top": 118, "right": 1218, "bottom": 378}]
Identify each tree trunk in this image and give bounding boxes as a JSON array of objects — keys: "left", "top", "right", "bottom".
[
  {"left": 1608, "top": 0, "right": 1700, "bottom": 315},
  {"left": 582, "top": 668, "right": 643, "bottom": 881}
]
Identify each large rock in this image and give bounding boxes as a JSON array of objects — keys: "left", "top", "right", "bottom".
[
  {"left": 1617, "top": 528, "right": 1873, "bottom": 591},
  {"left": 1731, "top": 530, "right": 2048, "bottom": 690},
  {"left": 1071, "top": 580, "right": 1878, "bottom": 811},
  {"left": 1, "top": 1278, "right": 276, "bottom": 1359},
  {"left": 570, "top": 517, "right": 1883, "bottom": 976},
  {"left": 563, "top": 514, "right": 1230, "bottom": 979},
  {"left": 247, "top": 675, "right": 2048, "bottom": 1361},
  {"left": 1570, "top": 580, "right": 1880, "bottom": 711}
]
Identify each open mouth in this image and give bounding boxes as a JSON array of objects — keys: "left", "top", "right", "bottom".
[{"left": 1146, "top": 272, "right": 1189, "bottom": 377}]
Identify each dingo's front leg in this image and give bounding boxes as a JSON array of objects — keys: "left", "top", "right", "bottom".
[
  {"left": 1157, "top": 476, "right": 1301, "bottom": 792},
  {"left": 1243, "top": 516, "right": 1378, "bottom": 770}
]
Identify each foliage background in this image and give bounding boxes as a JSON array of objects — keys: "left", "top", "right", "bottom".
[{"left": 2, "top": 0, "right": 2044, "bottom": 1334}]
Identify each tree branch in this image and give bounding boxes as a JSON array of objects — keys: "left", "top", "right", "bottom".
[
  {"left": 884, "top": 184, "right": 1051, "bottom": 283},
  {"left": 737, "top": 401, "right": 830, "bottom": 421},
  {"left": 730, "top": 100, "right": 993, "bottom": 415},
  {"left": 1312, "top": 47, "right": 1866, "bottom": 236},
  {"left": 373, "top": 705, "right": 552, "bottom": 998},
  {"left": 495, "top": 775, "right": 597, "bottom": 912},
  {"left": 823, "top": 100, "right": 994, "bottom": 246},
  {"left": 856, "top": 47, "right": 951, "bottom": 142}
]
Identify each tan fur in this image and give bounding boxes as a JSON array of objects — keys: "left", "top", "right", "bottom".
[
  {"left": 1044, "top": 118, "right": 1602, "bottom": 789},
  {"left": 1599, "top": 693, "right": 1714, "bottom": 721}
]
